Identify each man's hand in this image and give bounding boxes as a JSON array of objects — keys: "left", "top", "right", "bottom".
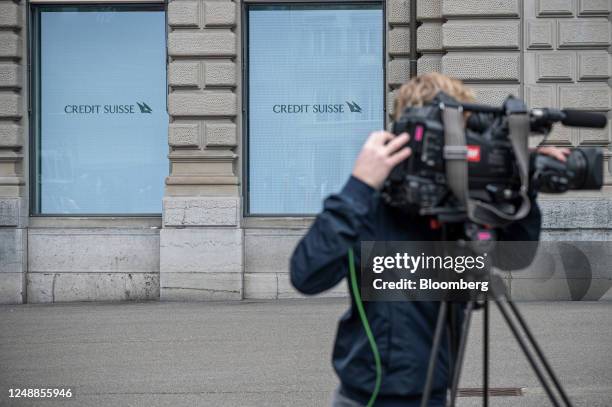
[
  {"left": 536, "top": 146, "right": 571, "bottom": 162},
  {"left": 352, "top": 131, "right": 412, "bottom": 190}
]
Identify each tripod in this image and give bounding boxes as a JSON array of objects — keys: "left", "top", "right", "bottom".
[{"left": 420, "top": 269, "right": 574, "bottom": 407}]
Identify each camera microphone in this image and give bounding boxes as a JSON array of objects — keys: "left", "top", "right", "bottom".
[
  {"left": 531, "top": 108, "right": 608, "bottom": 129},
  {"left": 560, "top": 109, "right": 608, "bottom": 128}
]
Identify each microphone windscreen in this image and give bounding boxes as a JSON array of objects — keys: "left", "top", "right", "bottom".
[{"left": 562, "top": 110, "right": 607, "bottom": 128}]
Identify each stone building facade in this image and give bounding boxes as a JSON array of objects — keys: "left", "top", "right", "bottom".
[{"left": 0, "top": 0, "right": 610, "bottom": 303}]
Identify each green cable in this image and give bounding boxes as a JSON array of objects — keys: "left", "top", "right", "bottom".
[{"left": 348, "top": 247, "right": 382, "bottom": 407}]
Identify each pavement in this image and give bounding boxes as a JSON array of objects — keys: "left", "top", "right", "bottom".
[{"left": 0, "top": 299, "right": 611, "bottom": 407}]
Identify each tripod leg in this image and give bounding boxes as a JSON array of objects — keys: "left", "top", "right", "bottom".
[
  {"left": 483, "top": 300, "right": 489, "bottom": 407},
  {"left": 421, "top": 301, "right": 448, "bottom": 407},
  {"left": 449, "top": 301, "right": 475, "bottom": 407},
  {"left": 504, "top": 295, "right": 573, "bottom": 407},
  {"left": 494, "top": 298, "right": 562, "bottom": 407}
]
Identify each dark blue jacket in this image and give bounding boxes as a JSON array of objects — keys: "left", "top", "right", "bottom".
[{"left": 290, "top": 175, "right": 541, "bottom": 406}]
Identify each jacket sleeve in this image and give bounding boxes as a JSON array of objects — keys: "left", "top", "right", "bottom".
[{"left": 290, "top": 175, "right": 377, "bottom": 295}]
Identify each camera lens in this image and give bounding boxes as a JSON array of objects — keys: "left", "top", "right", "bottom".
[{"left": 566, "top": 148, "right": 603, "bottom": 190}]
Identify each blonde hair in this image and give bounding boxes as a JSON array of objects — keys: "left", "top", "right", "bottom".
[{"left": 393, "top": 72, "right": 475, "bottom": 120}]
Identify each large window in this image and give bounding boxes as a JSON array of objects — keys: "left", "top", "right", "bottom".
[
  {"left": 31, "top": 5, "right": 168, "bottom": 215},
  {"left": 246, "top": 3, "right": 384, "bottom": 215}
]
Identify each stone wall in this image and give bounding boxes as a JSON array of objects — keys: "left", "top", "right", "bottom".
[
  {"left": 0, "top": 0, "right": 609, "bottom": 303},
  {"left": 0, "top": 0, "right": 26, "bottom": 304}
]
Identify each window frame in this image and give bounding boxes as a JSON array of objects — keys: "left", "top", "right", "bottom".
[
  {"left": 28, "top": 2, "right": 169, "bottom": 217},
  {"left": 241, "top": 0, "right": 387, "bottom": 218}
]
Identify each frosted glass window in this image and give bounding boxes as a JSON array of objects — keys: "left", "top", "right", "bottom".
[
  {"left": 247, "top": 4, "right": 384, "bottom": 215},
  {"left": 34, "top": 6, "right": 168, "bottom": 214}
]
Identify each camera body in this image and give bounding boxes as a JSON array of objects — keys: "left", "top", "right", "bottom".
[{"left": 382, "top": 92, "right": 605, "bottom": 224}]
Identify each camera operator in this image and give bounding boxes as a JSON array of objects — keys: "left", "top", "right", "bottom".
[{"left": 290, "top": 73, "right": 570, "bottom": 407}]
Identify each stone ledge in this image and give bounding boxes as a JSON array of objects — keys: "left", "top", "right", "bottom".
[
  {"left": 244, "top": 272, "right": 348, "bottom": 299},
  {"left": 27, "top": 272, "right": 159, "bottom": 303},
  {"left": 161, "top": 272, "right": 242, "bottom": 300},
  {"left": 163, "top": 197, "right": 239, "bottom": 226}
]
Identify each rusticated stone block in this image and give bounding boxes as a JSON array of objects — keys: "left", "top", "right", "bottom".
[
  {"left": 204, "top": 1, "right": 236, "bottom": 27},
  {"left": 168, "top": 31, "right": 236, "bottom": 57},
  {"left": 545, "top": 123, "right": 574, "bottom": 145},
  {"left": 0, "top": 93, "right": 22, "bottom": 118},
  {"left": 388, "top": 0, "right": 410, "bottom": 24},
  {"left": 469, "top": 85, "right": 520, "bottom": 105},
  {"left": 578, "top": 52, "right": 611, "bottom": 80},
  {"left": 441, "top": 53, "right": 520, "bottom": 81},
  {"left": 559, "top": 85, "right": 611, "bottom": 110},
  {"left": 160, "top": 228, "right": 242, "bottom": 274},
  {"left": 0, "top": 2, "right": 20, "bottom": 28},
  {"left": 28, "top": 229, "right": 160, "bottom": 273},
  {"left": 245, "top": 230, "right": 302, "bottom": 274},
  {"left": 537, "top": 0, "right": 574, "bottom": 16},
  {"left": 527, "top": 20, "right": 554, "bottom": 49},
  {"left": 169, "top": 122, "right": 200, "bottom": 147},
  {"left": 0, "top": 32, "right": 20, "bottom": 58},
  {"left": 388, "top": 58, "right": 411, "bottom": 86},
  {"left": 579, "top": 125, "right": 611, "bottom": 145},
  {"left": 537, "top": 52, "right": 575, "bottom": 82},
  {"left": 204, "top": 61, "right": 236, "bottom": 87},
  {"left": 0, "top": 122, "right": 20, "bottom": 146},
  {"left": 0, "top": 228, "right": 24, "bottom": 273},
  {"left": 558, "top": 20, "right": 610, "bottom": 48},
  {"left": 0, "top": 63, "right": 20, "bottom": 88},
  {"left": 417, "top": 55, "right": 442, "bottom": 75},
  {"left": 442, "top": 21, "right": 520, "bottom": 49},
  {"left": 443, "top": 0, "right": 519, "bottom": 17},
  {"left": 244, "top": 273, "right": 278, "bottom": 299},
  {"left": 168, "top": 1, "right": 200, "bottom": 27},
  {"left": 388, "top": 27, "right": 410, "bottom": 56},
  {"left": 205, "top": 122, "right": 236, "bottom": 146},
  {"left": 0, "top": 198, "right": 19, "bottom": 226},
  {"left": 417, "top": 23, "right": 442, "bottom": 52},
  {"left": 578, "top": 0, "right": 610, "bottom": 15},
  {"left": 163, "top": 197, "right": 239, "bottom": 226},
  {"left": 417, "top": 0, "right": 442, "bottom": 19},
  {"left": 169, "top": 91, "right": 236, "bottom": 116},
  {"left": 168, "top": 61, "right": 201, "bottom": 87},
  {"left": 525, "top": 85, "right": 555, "bottom": 108},
  {"left": 0, "top": 273, "right": 23, "bottom": 304},
  {"left": 540, "top": 198, "right": 612, "bottom": 229}
]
